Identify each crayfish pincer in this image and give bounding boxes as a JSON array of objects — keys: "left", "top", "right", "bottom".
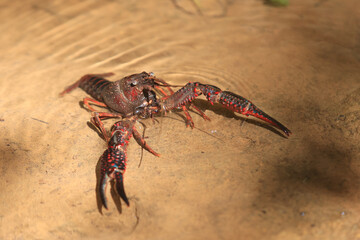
[{"left": 93, "top": 116, "right": 160, "bottom": 209}]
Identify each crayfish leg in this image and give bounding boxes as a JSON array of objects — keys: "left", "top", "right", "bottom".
[
  {"left": 182, "top": 105, "right": 195, "bottom": 128},
  {"left": 190, "top": 104, "right": 211, "bottom": 121},
  {"left": 132, "top": 127, "right": 160, "bottom": 157},
  {"left": 83, "top": 97, "right": 108, "bottom": 112}
]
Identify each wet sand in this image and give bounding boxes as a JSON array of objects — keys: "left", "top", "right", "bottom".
[{"left": 0, "top": 0, "right": 359, "bottom": 239}]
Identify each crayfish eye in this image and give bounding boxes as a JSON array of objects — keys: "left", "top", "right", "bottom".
[{"left": 130, "top": 80, "right": 138, "bottom": 87}]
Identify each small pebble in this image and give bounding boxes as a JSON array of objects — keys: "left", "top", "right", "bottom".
[
  {"left": 300, "top": 211, "right": 305, "bottom": 216},
  {"left": 337, "top": 115, "right": 346, "bottom": 121},
  {"left": 340, "top": 211, "right": 346, "bottom": 216}
]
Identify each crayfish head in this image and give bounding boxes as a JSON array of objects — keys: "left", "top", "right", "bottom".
[
  {"left": 122, "top": 72, "right": 157, "bottom": 100},
  {"left": 124, "top": 72, "right": 155, "bottom": 88},
  {"left": 120, "top": 72, "right": 155, "bottom": 102}
]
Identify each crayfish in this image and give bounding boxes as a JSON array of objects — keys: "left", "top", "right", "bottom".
[{"left": 60, "top": 72, "right": 291, "bottom": 209}]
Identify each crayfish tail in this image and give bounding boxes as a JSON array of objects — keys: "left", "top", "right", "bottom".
[
  {"left": 59, "top": 72, "right": 114, "bottom": 99},
  {"left": 59, "top": 80, "right": 81, "bottom": 97},
  {"left": 115, "top": 171, "right": 129, "bottom": 206}
]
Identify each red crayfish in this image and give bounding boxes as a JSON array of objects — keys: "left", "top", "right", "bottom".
[{"left": 60, "top": 72, "right": 291, "bottom": 209}]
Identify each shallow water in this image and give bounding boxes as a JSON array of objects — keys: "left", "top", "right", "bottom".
[{"left": 0, "top": 0, "right": 359, "bottom": 239}]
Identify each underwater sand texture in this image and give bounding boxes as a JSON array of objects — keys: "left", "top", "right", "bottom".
[{"left": 0, "top": 0, "right": 359, "bottom": 239}]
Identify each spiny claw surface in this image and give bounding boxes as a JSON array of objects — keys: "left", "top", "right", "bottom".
[
  {"left": 162, "top": 82, "right": 291, "bottom": 136},
  {"left": 218, "top": 91, "right": 292, "bottom": 136},
  {"left": 97, "top": 117, "right": 159, "bottom": 209}
]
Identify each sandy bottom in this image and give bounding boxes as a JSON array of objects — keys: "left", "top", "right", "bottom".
[{"left": 0, "top": 0, "right": 359, "bottom": 239}]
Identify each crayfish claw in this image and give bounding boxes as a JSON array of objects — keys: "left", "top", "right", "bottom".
[
  {"left": 115, "top": 171, "right": 129, "bottom": 206},
  {"left": 217, "top": 91, "right": 292, "bottom": 136},
  {"left": 99, "top": 172, "right": 110, "bottom": 210},
  {"left": 162, "top": 82, "right": 291, "bottom": 136}
]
